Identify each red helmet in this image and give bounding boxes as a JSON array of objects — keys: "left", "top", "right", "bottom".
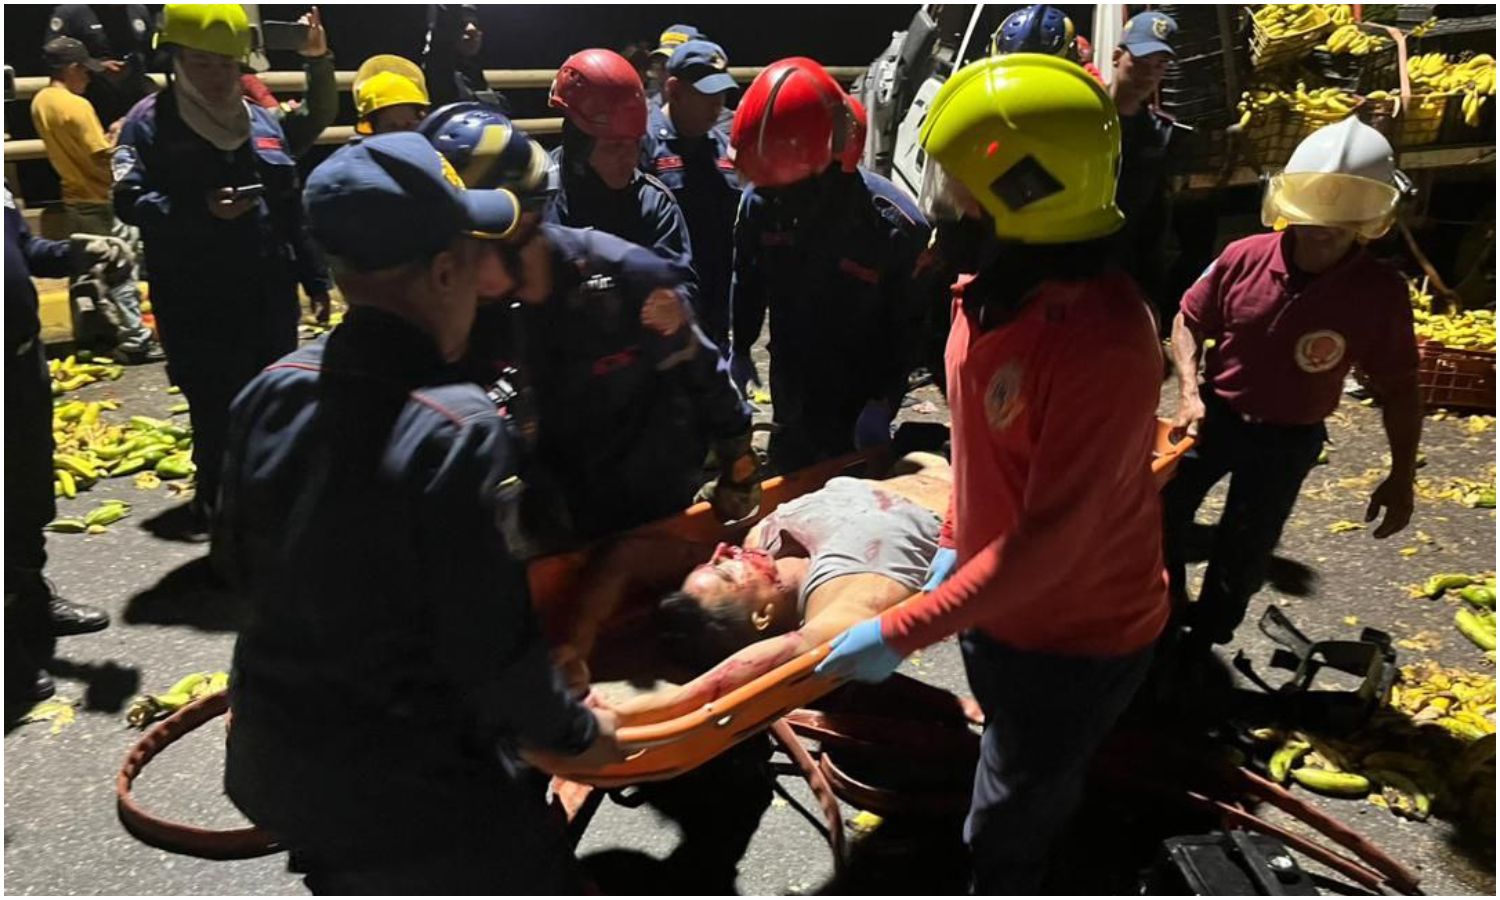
[
  {"left": 731, "top": 57, "right": 850, "bottom": 188},
  {"left": 548, "top": 48, "right": 647, "bottom": 140},
  {"left": 840, "top": 95, "right": 867, "bottom": 173}
]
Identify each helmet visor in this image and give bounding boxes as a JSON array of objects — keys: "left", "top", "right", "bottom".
[
  {"left": 918, "top": 159, "right": 981, "bottom": 224},
  {"left": 1262, "top": 171, "right": 1400, "bottom": 241}
]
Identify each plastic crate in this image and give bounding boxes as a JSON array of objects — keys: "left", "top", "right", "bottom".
[
  {"left": 1244, "top": 98, "right": 1364, "bottom": 168},
  {"left": 1438, "top": 91, "right": 1497, "bottom": 145},
  {"left": 1405, "top": 15, "right": 1497, "bottom": 57},
  {"left": 1249, "top": 5, "right": 1333, "bottom": 70},
  {"left": 1417, "top": 341, "right": 1496, "bottom": 411},
  {"left": 1360, "top": 92, "right": 1448, "bottom": 147},
  {"left": 1303, "top": 34, "right": 1400, "bottom": 94}
]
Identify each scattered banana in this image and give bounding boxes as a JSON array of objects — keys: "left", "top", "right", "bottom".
[
  {"left": 125, "top": 670, "right": 230, "bottom": 728},
  {"left": 1268, "top": 739, "right": 1311, "bottom": 782},
  {"left": 48, "top": 354, "right": 124, "bottom": 396},
  {"left": 1457, "top": 607, "right": 1497, "bottom": 652},
  {"left": 1368, "top": 768, "right": 1432, "bottom": 820},
  {"left": 49, "top": 401, "right": 195, "bottom": 505},
  {"left": 1423, "top": 572, "right": 1475, "bottom": 598},
  {"left": 1460, "top": 584, "right": 1497, "bottom": 610},
  {"left": 1291, "top": 766, "right": 1371, "bottom": 796},
  {"left": 1410, "top": 278, "right": 1496, "bottom": 351}
]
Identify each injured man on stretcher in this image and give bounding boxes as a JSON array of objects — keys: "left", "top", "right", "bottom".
[{"left": 555, "top": 454, "right": 949, "bottom": 726}]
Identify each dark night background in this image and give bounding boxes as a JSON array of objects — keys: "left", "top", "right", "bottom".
[{"left": 5, "top": 4, "right": 917, "bottom": 202}]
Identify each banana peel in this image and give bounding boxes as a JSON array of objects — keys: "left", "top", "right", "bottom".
[
  {"left": 1456, "top": 608, "right": 1497, "bottom": 652},
  {"left": 22, "top": 697, "right": 80, "bottom": 735},
  {"left": 126, "top": 671, "right": 229, "bottom": 729}
]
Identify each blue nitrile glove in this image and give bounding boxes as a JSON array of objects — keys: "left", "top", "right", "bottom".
[
  {"left": 853, "top": 400, "right": 893, "bottom": 450},
  {"left": 923, "top": 547, "right": 958, "bottom": 591},
  {"left": 815, "top": 617, "right": 906, "bottom": 683},
  {"left": 730, "top": 352, "right": 760, "bottom": 396}
]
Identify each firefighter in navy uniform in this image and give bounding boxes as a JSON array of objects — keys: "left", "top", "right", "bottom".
[
  {"left": 640, "top": 40, "right": 740, "bottom": 353},
  {"left": 1110, "top": 11, "right": 1180, "bottom": 330},
  {"left": 113, "top": 4, "right": 329, "bottom": 528},
  {"left": 545, "top": 49, "right": 698, "bottom": 305},
  {"left": 730, "top": 58, "right": 931, "bottom": 471},
  {"left": 422, "top": 104, "right": 757, "bottom": 550},
  {"left": 217, "top": 133, "right": 624, "bottom": 894}
]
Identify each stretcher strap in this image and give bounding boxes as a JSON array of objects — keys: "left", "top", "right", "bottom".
[{"left": 115, "top": 691, "right": 282, "bottom": 860}]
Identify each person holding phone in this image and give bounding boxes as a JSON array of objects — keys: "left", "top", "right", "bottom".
[{"left": 113, "top": 4, "right": 329, "bottom": 535}]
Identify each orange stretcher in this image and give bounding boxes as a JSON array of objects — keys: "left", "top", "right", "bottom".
[
  {"left": 531, "top": 419, "right": 1195, "bottom": 787},
  {"left": 115, "top": 420, "right": 1193, "bottom": 859}
]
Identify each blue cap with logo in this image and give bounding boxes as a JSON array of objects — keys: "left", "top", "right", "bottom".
[
  {"left": 667, "top": 40, "right": 737, "bottom": 95},
  {"left": 1119, "top": 11, "right": 1178, "bottom": 58},
  {"left": 304, "top": 132, "right": 519, "bottom": 272}
]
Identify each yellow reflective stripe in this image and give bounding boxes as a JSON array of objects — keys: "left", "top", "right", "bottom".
[{"left": 462, "top": 123, "right": 512, "bottom": 188}]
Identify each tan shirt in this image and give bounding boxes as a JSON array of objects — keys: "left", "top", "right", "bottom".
[{"left": 31, "top": 84, "right": 112, "bottom": 203}]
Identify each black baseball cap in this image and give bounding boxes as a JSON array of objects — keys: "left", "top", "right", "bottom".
[{"left": 43, "top": 37, "right": 105, "bottom": 73}]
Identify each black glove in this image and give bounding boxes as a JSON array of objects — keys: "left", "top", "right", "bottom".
[{"left": 696, "top": 433, "right": 761, "bottom": 523}]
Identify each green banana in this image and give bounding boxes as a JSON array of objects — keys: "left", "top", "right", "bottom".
[
  {"left": 84, "top": 503, "right": 129, "bottom": 527},
  {"left": 1425, "top": 573, "right": 1475, "bottom": 598},
  {"left": 53, "top": 454, "right": 98, "bottom": 481},
  {"left": 168, "top": 402, "right": 190, "bottom": 415},
  {"left": 1460, "top": 585, "right": 1497, "bottom": 609},
  {"left": 156, "top": 455, "right": 196, "bottom": 479},
  {"left": 1269, "top": 739, "right": 1311, "bottom": 783},
  {"left": 46, "top": 518, "right": 89, "bottom": 533},
  {"left": 129, "top": 415, "right": 168, "bottom": 431},
  {"left": 1456, "top": 608, "right": 1497, "bottom": 652},
  {"left": 1291, "top": 767, "right": 1372, "bottom": 796},
  {"left": 110, "top": 457, "right": 148, "bottom": 477}
]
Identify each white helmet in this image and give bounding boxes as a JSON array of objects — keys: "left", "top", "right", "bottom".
[{"left": 1262, "top": 117, "right": 1403, "bottom": 240}]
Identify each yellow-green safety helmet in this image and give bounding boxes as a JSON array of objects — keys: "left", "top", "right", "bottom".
[
  {"left": 353, "top": 55, "right": 431, "bottom": 133},
  {"left": 917, "top": 53, "right": 1123, "bottom": 244},
  {"left": 156, "top": 4, "right": 252, "bottom": 61}
]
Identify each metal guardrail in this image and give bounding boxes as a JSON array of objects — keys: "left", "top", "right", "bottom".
[{"left": 3, "top": 64, "right": 864, "bottom": 162}]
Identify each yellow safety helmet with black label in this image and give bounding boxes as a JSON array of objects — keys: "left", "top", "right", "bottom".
[
  {"left": 156, "top": 4, "right": 252, "bottom": 61},
  {"left": 353, "top": 55, "right": 431, "bottom": 134}
]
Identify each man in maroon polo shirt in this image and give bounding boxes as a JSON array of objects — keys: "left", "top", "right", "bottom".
[{"left": 1165, "top": 118, "right": 1421, "bottom": 654}]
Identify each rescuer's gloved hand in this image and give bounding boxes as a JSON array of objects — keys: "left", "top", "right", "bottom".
[
  {"left": 816, "top": 617, "right": 906, "bottom": 683},
  {"left": 922, "top": 546, "right": 958, "bottom": 591}
]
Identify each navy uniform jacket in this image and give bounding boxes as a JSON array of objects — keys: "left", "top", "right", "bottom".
[
  {"left": 113, "top": 89, "right": 330, "bottom": 337},
  {"left": 469, "top": 224, "right": 750, "bottom": 546},
  {"left": 732, "top": 167, "right": 931, "bottom": 461},
  {"left": 1115, "top": 106, "right": 1176, "bottom": 298},
  {"left": 640, "top": 106, "right": 740, "bottom": 352},
  {"left": 218, "top": 308, "right": 595, "bottom": 864},
  {"left": 6, "top": 187, "right": 71, "bottom": 355},
  {"left": 545, "top": 145, "right": 700, "bottom": 314}
]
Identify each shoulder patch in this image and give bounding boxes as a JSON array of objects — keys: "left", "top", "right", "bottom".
[
  {"left": 984, "top": 361, "right": 1026, "bottom": 431},
  {"left": 110, "top": 145, "right": 138, "bottom": 183}
]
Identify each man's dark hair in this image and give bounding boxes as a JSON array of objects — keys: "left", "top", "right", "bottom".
[{"left": 655, "top": 590, "right": 762, "bottom": 674}]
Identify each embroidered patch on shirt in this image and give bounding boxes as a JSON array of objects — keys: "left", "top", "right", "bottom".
[
  {"left": 984, "top": 361, "right": 1026, "bottom": 431},
  {"left": 1294, "top": 329, "right": 1347, "bottom": 373}
]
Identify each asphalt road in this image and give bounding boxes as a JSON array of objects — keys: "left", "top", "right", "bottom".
[{"left": 4, "top": 348, "right": 1495, "bottom": 896}]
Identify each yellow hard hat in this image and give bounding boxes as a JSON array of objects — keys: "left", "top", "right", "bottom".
[
  {"left": 156, "top": 4, "right": 252, "bottom": 60},
  {"left": 917, "top": 54, "right": 1123, "bottom": 244},
  {"left": 353, "top": 55, "right": 430, "bottom": 133}
]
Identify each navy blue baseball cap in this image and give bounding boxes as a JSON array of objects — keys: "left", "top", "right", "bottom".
[
  {"left": 1119, "top": 11, "right": 1178, "bottom": 58},
  {"left": 305, "top": 132, "right": 519, "bottom": 272},
  {"left": 667, "top": 40, "right": 737, "bottom": 95}
]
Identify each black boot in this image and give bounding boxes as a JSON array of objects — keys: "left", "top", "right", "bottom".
[{"left": 49, "top": 595, "right": 111, "bottom": 636}]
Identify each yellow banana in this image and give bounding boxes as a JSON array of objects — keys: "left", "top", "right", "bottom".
[
  {"left": 1456, "top": 608, "right": 1497, "bottom": 652},
  {"left": 1269, "top": 739, "right": 1311, "bottom": 783},
  {"left": 167, "top": 672, "right": 209, "bottom": 696},
  {"left": 1368, "top": 769, "right": 1432, "bottom": 820},
  {"left": 1291, "top": 767, "right": 1371, "bottom": 796},
  {"left": 57, "top": 470, "right": 77, "bottom": 499}
]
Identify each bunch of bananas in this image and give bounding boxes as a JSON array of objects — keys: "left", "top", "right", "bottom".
[
  {"left": 1409, "top": 278, "right": 1497, "bottom": 350},
  {"left": 1252, "top": 3, "right": 1330, "bottom": 37},
  {"left": 1322, "top": 4, "right": 1355, "bottom": 25},
  {"left": 1315, "top": 23, "right": 1390, "bottom": 56},
  {"left": 1407, "top": 53, "right": 1496, "bottom": 126},
  {"left": 49, "top": 352, "right": 124, "bottom": 395},
  {"left": 49, "top": 404, "right": 196, "bottom": 503},
  {"left": 1235, "top": 84, "right": 1359, "bottom": 128},
  {"left": 1253, "top": 662, "right": 1495, "bottom": 829},
  {"left": 126, "top": 671, "right": 229, "bottom": 728}
]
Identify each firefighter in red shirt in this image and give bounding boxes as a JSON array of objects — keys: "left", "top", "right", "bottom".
[
  {"left": 817, "top": 55, "right": 1169, "bottom": 892},
  {"left": 1164, "top": 117, "right": 1419, "bottom": 654}
]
